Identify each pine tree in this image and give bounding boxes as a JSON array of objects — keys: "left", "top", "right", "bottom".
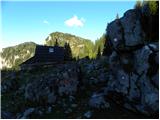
[
  {"left": 102, "top": 38, "right": 107, "bottom": 56},
  {"left": 116, "top": 13, "right": 119, "bottom": 19},
  {"left": 54, "top": 39, "right": 59, "bottom": 46},
  {"left": 96, "top": 46, "right": 101, "bottom": 58},
  {"left": 102, "top": 36, "right": 112, "bottom": 56},
  {"left": 64, "top": 42, "right": 72, "bottom": 61},
  {"left": 141, "top": 1, "right": 159, "bottom": 41},
  {"left": 134, "top": 0, "right": 142, "bottom": 10},
  {"left": 148, "top": 1, "right": 158, "bottom": 15}
]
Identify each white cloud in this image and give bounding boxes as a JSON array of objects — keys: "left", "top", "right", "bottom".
[
  {"left": 43, "top": 20, "right": 50, "bottom": 25},
  {"left": 65, "top": 15, "right": 85, "bottom": 27}
]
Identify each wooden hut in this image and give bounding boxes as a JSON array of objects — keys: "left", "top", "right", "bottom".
[{"left": 20, "top": 45, "right": 65, "bottom": 69}]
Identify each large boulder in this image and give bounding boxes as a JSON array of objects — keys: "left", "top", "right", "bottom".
[
  {"left": 107, "top": 9, "right": 145, "bottom": 51},
  {"left": 121, "top": 10, "right": 145, "bottom": 46},
  {"left": 105, "top": 9, "right": 159, "bottom": 116}
]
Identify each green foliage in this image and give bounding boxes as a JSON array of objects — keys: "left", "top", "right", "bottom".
[
  {"left": 141, "top": 1, "right": 158, "bottom": 16},
  {"left": 140, "top": 1, "right": 159, "bottom": 41},
  {"left": 148, "top": 1, "right": 158, "bottom": 15}
]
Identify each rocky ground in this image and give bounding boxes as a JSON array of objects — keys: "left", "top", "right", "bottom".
[{"left": 1, "top": 57, "right": 158, "bottom": 119}]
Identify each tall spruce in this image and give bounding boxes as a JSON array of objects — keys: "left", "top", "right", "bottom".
[
  {"left": 54, "top": 39, "right": 59, "bottom": 46},
  {"left": 64, "top": 42, "right": 72, "bottom": 60},
  {"left": 102, "top": 35, "right": 112, "bottom": 56},
  {"left": 134, "top": 0, "right": 142, "bottom": 10},
  {"left": 96, "top": 46, "right": 101, "bottom": 58},
  {"left": 116, "top": 13, "right": 119, "bottom": 19}
]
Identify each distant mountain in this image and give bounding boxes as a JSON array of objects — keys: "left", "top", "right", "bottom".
[
  {"left": 45, "top": 32, "right": 95, "bottom": 58},
  {"left": 1, "top": 42, "right": 36, "bottom": 69}
]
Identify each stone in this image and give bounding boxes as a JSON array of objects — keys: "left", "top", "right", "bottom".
[
  {"left": 148, "top": 42, "right": 159, "bottom": 52},
  {"left": 84, "top": 111, "right": 92, "bottom": 118},
  {"left": 107, "top": 68, "right": 129, "bottom": 95},
  {"left": 89, "top": 93, "right": 110, "bottom": 109},
  {"left": 98, "top": 73, "right": 108, "bottom": 82},
  {"left": 155, "top": 52, "right": 159, "bottom": 64},
  {"left": 16, "top": 113, "right": 23, "bottom": 119},
  {"left": 62, "top": 72, "right": 69, "bottom": 79},
  {"left": 124, "top": 103, "right": 135, "bottom": 111},
  {"left": 37, "top": 110, "right": 43, "bottom": 116},
  {"left": 1, "top": 111, "right": 13, "bottom": 119},
  {"left": 58, "top": 77, "right": 79, "bottom": 96},
  {"left": 47, "top": 107, "right": 52, "bottom": 114},
  {"left": 1, "top": 78, "right": 19, "bottom": 94},
  {"left": 47, "top": 92, "right": 56, "bottom": 104},
  {"left": 69, "top": 95, "right": 75, "bottom": 102},
  {"left": 134, "top": 45, "right": 152, "bottom": 74},
  {"left": 151, "top": 73, "right": 159, "bottom": 88},
  {"left": 21, "top": 108, "right": 35, "bottom": 119},
  {"left": 139, "top": 75, "right": 159, "bottom": 114},
  {"left": 64, "top": 108, "right": 72, "bottom": 114},
  {"left": 71, "top": 104, "right": 77, "bottom": 108},
  {"left": 127, "top": 73, "right": 141, "bottom": 102}
]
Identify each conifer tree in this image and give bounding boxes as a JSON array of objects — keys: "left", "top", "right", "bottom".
[
  {"left": 102, "top": 36, "right": 112, "bottom": 56},
  {"left": 134, "top": 0, "right": 142, "bottom": 10},
  {"left": 54, "top": 39, "right": 59, "bottom": 46},
  {"left": 116, "top": 13, "right": 119, "bottom": 19},
  {"left": 96, "top": 46, "right": 101, "bottom": 58},
  {"left": 64, "top": 42, "right": 72, "bottom": 60}
]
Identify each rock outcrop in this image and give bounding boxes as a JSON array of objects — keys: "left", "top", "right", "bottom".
[{"left": 104, "top": 9, "right": 159, "bottom": 116}]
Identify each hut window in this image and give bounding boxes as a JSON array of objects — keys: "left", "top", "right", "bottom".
[{"left": 49, "top": 48, "right": 54, "bottom": 53}]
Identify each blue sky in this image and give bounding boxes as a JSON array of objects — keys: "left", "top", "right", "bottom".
[{"left": 1, "top": 1, "right": 136, "bottom": 48}]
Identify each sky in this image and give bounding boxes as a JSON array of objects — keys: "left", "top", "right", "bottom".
[{"left": 1, "top": 0, "right": 136, "bottom": 48}]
